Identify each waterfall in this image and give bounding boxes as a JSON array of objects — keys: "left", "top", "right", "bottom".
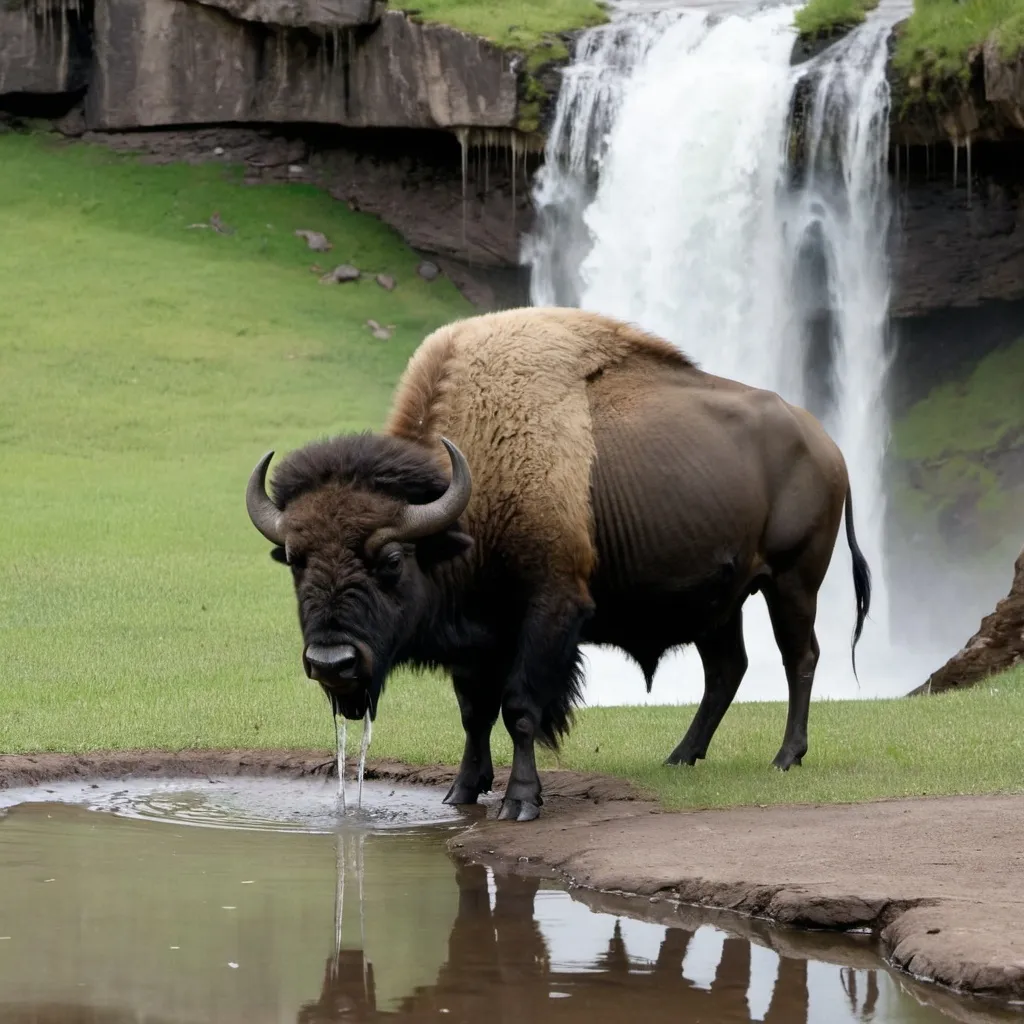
[{"left": 525, "top": 3, "right": 919, "bottom": 703}]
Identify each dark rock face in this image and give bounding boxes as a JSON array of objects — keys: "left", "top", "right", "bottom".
[
  {"left": 84, "top": 0, "right": 518, "bottom": 131},
  {"left": 891, "top": 144, "right": 1024, "bottom": 316},
  {"left": 910, "top": 546, "right": 1024, "bottom": 694},
  {"left": 0, "top": 0, "right": 92, "bottom": 97}
]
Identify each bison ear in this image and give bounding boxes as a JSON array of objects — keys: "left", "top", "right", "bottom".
[
  {"left": 417, "top": 528, "right": 473, "bottom": 566},
  {"left": 270, "top": 546, "right": 289, "bottom": 565}
]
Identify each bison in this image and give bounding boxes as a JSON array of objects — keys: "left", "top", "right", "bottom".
[{"left": 246, "top": 307, "right": 870, "bottom": 822}]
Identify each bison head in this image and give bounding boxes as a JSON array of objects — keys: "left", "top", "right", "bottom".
[{"left": 245, "top": 434, "right": 473, "bottom": 721}]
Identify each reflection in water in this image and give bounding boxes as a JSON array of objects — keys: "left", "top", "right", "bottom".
[
  {"left": 301, "top": 860, "right": 887, "bottom": 1023},
  {"left": 0, "top": 800, "right": 1014, "bottom": 1024}
]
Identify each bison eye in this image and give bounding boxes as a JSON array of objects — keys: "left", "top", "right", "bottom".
[{"left": 376, "top": 544, "right": 405, "bottom": 582}]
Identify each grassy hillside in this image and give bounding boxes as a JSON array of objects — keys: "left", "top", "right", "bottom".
[
  {"left": 1, "top": 130, "right": 1022, "bottom": 813},
  {"left": 0, "top": 128, "right": 471, "bottom": 760},
  {"left": 892, "top": 0, "right": 1024, "bottom": 86},
  {"left": 888, "top": 337, "right": 1024, "bottom": 563}
]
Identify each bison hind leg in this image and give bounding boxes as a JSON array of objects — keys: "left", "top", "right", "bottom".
[
  {"left": 665, "top": 609, "right": 748, "bottom": 766},
  {"left": 763, "top": 574, "right": 821, "bottom": 771}
]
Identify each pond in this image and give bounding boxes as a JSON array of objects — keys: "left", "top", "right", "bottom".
[{"left": 0, "top": 777, "right": 1015, "bottom": 1023}]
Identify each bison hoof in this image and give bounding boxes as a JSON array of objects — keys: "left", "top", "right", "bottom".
[
  {"left": 664, "top": 749, "right": 703, "bottom": 767},
  {"left": 443, "top": 781, "right": 484, "bottom": 806},
  {"left": 497, "top": 798, "right": 541, "bottom": 823},
  {"left": 771, "top": 751, "right": 804, "bottom": 771}
]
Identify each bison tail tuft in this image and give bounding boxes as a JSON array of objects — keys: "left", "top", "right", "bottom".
[{"left": 844, "top": 485, "right": 872, "bottom": 681}]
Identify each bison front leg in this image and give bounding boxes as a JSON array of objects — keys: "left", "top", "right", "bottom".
[
  {"left": 497, "top": 588, "right": 592, "bottom": 823},
  {"left": 444, "top": 667, "right": 502, "bottom": 806}
]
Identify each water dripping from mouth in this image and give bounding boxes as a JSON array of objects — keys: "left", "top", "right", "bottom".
[
  {"left": 335, "top": 714, "right": 347, "bottom": 812},
  {"left": 357, "top": 708, "right": 373, "bottom": 810}
]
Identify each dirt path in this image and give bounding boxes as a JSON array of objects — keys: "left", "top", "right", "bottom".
[{"left": 1, "top": 750, "right": 1021, "bottom": 1003}]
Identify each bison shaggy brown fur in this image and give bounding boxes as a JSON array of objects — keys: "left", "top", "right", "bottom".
[{"left": 246, "top": 307, "right": 871, "bottom": 822}]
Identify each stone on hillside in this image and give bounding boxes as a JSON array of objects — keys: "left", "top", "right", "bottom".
[
  {"left": 366, "top": 319, "right": 394, "bottom": 339},
  {"left": 416, "top": 260, "right": 441, "bottom": 281},
  {"left": 375, "top": 273, "right": 396, "bottom": 291},
  {"left": 320, "top": 264, "right": 360, "bottom": 284},
  {"left": 911, "top": 546, "right": 1024, "bottom": 695},
  {"left": 295, "top": 229, "right": 332, "bottom": 252}
]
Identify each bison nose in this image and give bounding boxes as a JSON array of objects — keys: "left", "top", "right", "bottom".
[{"left": 304, "top": 644, "right": 358, "bottom": 681}]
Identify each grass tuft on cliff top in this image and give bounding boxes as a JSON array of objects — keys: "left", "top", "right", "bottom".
[
  {"left": 794, "top": 0, "right": 880, "bottom": 41},
  {"left": 398, "top": 0, "right": 607, "bottom": 49},
  {"left": 893, "top": 0, "right": 1024, "bottom": 86},
  {"left": 2, "top": 130, "right": 1023, "bottom": 814}
]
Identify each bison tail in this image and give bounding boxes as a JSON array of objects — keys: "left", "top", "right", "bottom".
[{"left": 844, "top": 485, "right": 872, "bottom": 681}]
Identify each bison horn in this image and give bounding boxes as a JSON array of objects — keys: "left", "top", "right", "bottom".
[
  {"left": 393, "top": 437, "right": 472, "bottom": 541},
  {"left": 246, "top": 450, "right": 287, "bottom": 547}
]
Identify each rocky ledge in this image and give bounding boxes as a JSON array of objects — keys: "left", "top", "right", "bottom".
[
  {"left": 890, "top": 35, "right": 1024, "bottom": 146},
  {"left": 0, "top": 0, "right": 551, "bottom": 134}
]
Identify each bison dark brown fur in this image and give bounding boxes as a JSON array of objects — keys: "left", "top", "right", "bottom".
[{"left": 246, "top": 307, "right": 872, "bottom": 823}]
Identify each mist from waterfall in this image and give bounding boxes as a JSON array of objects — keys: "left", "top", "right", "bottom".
[{"left": 525, "top": 2, "right": 932, "bottom": 703}]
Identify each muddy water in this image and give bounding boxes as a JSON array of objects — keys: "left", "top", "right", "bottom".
[{"left": 0, "top": 779, "right": 1014, "bottom": 1024}]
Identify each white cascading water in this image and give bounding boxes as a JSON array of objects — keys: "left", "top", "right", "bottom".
[{"left": 526, "top": 1, "right": 923, "bottom": 703}]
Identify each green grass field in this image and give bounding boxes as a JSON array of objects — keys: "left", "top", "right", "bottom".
[
  {"left": 399, "top": 0, "right": 607, "bottom": 49},
  {"left": 1, "top": 130, "right": 1022, "bottom": 812},
  {"left": 794, "top": 0, "right": 880, "bottom": 41},
  {"left": 893, "top": 0, "right": 1024, "bottom": 86}
]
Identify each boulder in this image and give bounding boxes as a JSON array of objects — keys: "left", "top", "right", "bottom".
[
  {"left": 192, "top": 0, "right": 384, "bottom": 30},
  {"left": 911, "top": 546, "right": 1024, "bottom": 694}
]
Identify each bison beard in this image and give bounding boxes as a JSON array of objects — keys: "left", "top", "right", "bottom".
[{"left": 245, "top": 307, "right": 872, "bottom": 823}]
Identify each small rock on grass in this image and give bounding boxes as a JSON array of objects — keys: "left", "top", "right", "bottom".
[
  {"left": 416, "top": 261, "right": 441, "bottom": 282},
  {"left": 320, "top": 264, "right": 360, "bottom": 284},
  {"left": 376, "top": 273, "right": 396, "bottom": 291},
  {"left": 295, "top": 229, "right": 332, "bottom": 252},
  {"left": 366, "top": 319, "right": 395, "bottom": 340}
]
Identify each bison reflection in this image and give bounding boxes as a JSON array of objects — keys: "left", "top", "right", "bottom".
[{"left": 298, "top": 863, "right": 880, "bottom": 1024}]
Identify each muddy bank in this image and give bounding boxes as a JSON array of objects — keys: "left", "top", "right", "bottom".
[
  {"left": 1, "top": 750, "right": 1021, "bottom": 1004},
  {"left": 453, "top": 789, "right": 1024, "bottom": 1004}
]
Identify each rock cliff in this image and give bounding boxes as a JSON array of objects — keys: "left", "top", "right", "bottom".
[
  {"left": 890, "top": 143, "right": 1024, "bottom": 317},
  {"left": 0, "top": 0, "right": 92, "bottom": 97},
  {"left": 1, "top": 0, "right": 523, "bottom": 132}
]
